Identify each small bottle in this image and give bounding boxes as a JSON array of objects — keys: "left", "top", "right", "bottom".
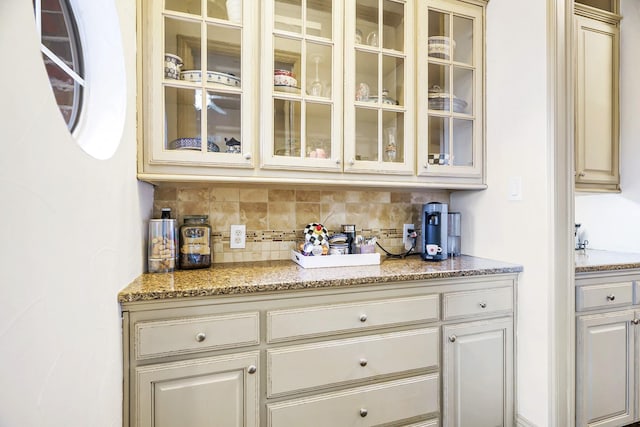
[
  {"left": 179, "top": 215, "right": 212, "bottom": 269},
  {"left": 161, "top": 208, "right": 172, "bottom": 219}
]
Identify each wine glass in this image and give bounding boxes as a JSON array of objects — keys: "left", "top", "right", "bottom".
[{"left": 309, "top": 54, "right": 323, "bottom": 97}]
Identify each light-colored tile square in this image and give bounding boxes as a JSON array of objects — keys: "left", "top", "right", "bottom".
[
  {"left": 240, "top": 188, "right": 268, "bottom": 203},
  {"left": 269, "top": 202, "right": 296, "bottom": 230}
]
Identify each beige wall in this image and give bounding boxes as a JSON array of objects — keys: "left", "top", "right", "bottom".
[{"left": 154, "top": 183, "right": 449, "bottom": 263}]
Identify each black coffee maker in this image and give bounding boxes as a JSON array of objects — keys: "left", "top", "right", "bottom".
[{"left": 422, "top": 202, "right": 448, "bottom": 261}]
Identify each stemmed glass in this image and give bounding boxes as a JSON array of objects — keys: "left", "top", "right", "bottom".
[{"left": 309, "top": 54, "right": 323, "bottom": 97}]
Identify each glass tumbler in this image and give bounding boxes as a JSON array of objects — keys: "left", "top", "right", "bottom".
[{"left": 447, "top": 212, "right": 461, "bottom": 256}]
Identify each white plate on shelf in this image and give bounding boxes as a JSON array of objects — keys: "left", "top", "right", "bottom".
[{"left": 274, "top": 84, "right": 301, "bottom": 94}]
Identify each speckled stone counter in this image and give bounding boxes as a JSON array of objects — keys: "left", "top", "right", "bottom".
[
  {"left": 118, "top": 255, "right": 523, "bottom": 303},
  {"left": 575, "top": 249, "right": 640, "bottom": 274}
]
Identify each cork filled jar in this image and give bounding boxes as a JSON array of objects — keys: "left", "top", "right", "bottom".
[{"left": 179, "top": 215, "right": 212, "bottom": 269}]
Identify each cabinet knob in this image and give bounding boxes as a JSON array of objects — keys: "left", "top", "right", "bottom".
[
  {"left": 247, "top": 365, "right": 257, "bottom": 374},
  {"left": 335, "top": 158, "right": 341, "bottom": 165},
  {"left": 359, "top": 314, "right": 367, "bottom": 322},
  {"left": 633, "top": 319, "right": 640, "bottom": 325},
  {"left": 243, "top": 152, "right": 252, "bottom": 160},
  {"left": 349, "top": 158, "right": 355, "bottom": 166},
  {"left": 195, "top": 332, "right": 206, "bottom": 342},
  {"left": 606, "top": 294, "right": 616, "bottom": 301},
  {"left": 424, "top": 162, "right": 429, "bottom": 169},
  {"left": 449, "top": 335, "right": 457, "bottom": 343},
  {"left": 479, "top": 302, "right": 487, "bottom": 309},
  {"left": 359, "top": 408, "right": 368, "bottom": 417},
  {"left": 577, "top": 171, "right": 585, "bottom": 177},
  {"left": 359, "top": 358, "right": 368, "bottom": 367}
]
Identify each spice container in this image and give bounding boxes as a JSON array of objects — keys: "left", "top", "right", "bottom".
[
  {"left": 148, "top": 218, "right": 178, "bottom": 273},
  {"left": 179, "top": 215, "right": 212, "bottom": 269}
]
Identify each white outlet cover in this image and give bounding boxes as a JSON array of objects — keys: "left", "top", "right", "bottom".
[{"left": 230, "top": 224, "right": 246, "bottom": 249}]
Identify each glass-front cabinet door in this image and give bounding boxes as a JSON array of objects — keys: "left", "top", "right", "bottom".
[
  {"left": 344, "top": 0, "right": 414, "bottom": 174},
  {"left": 261, "top": 0, "right": 343, "bottom": 171},
  {"left": 417, "top": 0, "right": 484, "bottom": 179},
  {"left": 143, "top": 0, "right": 255, "bottom": 169}
]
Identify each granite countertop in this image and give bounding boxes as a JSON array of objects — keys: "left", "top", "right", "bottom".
[
  {"left": 118, "top": 255, "right": 523, "bottom": 303},
  {"left": 575, "top": 249, "right": 640, "bottom": 273}
]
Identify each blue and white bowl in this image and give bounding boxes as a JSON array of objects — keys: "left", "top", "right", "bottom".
[{"left": 168, "top": 137, "right": 220, "bottom": 152}]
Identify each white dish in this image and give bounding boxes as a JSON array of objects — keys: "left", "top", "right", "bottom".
[
  {"left": 180, "top": 70, "right": 241, "bottom": 87},
  {"left": 274, "top": 84, "right": 301, "bottom": 94}
]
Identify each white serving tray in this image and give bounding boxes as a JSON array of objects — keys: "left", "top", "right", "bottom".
[{"left": 291, "top": 250, "right": 381, "bottom": 269}]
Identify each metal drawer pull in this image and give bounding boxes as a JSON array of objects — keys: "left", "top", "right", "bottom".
[
  {"left": 606, "top": 294, "right": 616, "bottom": 301},
  {"left": 449, "top": 335, "right": 457, "bottom": 343},
  {"left": 359, "top": 358, "right": 368, "bottom": 367},
  {"left": 479, "top": 302, "right": 487, "bottom": 308},
  {"left": 195, "top": 332, "right": 206, "bottom": 342},
  {"left": 359, "top": 408, "right": 368, "bottom": 417},
  {"left": 359, "top": 314, "right": 367, "bottom": 322},
  {"left": 633, "top": 319, "right": 640, "bottom": 325},
  {"left": 247, "top": 365, "right": 257, "bottom": 374}
]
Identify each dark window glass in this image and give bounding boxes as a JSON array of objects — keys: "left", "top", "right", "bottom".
[{"left": 35, "top": 0, "right": 84, "bottom": 130}]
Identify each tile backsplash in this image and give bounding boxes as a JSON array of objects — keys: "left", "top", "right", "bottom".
[{"left": 153, "top": 183, "right": 450, "bottom": 263}]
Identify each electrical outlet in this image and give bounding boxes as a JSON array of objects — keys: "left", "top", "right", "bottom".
[
  {"left": 403, "top": 224, "right": 415, "bottom": 245},
  {"left": 230, "top": 224, "right": 246, "bottom": 249}
]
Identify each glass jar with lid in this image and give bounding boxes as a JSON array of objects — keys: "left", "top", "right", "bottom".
[{"left": 179, "top": 215, "right": 212, "bottom": 269}]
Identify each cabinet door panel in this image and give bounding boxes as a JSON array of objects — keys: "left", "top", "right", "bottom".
[
  {"left": 576, "top": 311, "right": 634, "bottom": 427},
  {"left": 574, "top": 13, "right": 619, "bottom": 190},
  {"left": 442, "top": 317, "right": 513, "bottom": 427},
  {"left": 135, "top": 352, "right": 259, "bottom": 427}
]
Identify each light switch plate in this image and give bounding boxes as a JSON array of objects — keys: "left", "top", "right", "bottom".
[
  {"left": 508, "top": 176, "right": 523, "bottom": 201},
  {"left": 230, "top": 224, "right": 246, "bottom": 249}
]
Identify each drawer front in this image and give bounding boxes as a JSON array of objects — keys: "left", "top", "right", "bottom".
[
  {"left": 135, "top": 311, "right": 259, "bottom": 360},
  {"left": 267, "top": 328, "right": 438, "bottom": 396},
  {"left": 443, "top": 287, "right": 513, "bottom": 320},
  {"left": 576, "top": 281, "right": 633, "bottom": 311},
  {"left": 267, "top": 374, "right": 439, "bottom": 427},
  {"left": 267, "top": 294, "right": 439, "bottom": 342}
]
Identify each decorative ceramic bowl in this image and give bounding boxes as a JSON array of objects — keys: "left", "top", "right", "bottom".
[
  {"left": 428, "top": 36, "right": 456, "bottom": 60},
  {"left": 167, "top": 137, "right": 220, "bottom": 152},
  {"left": 274, "top": 74, "right": 297, "bottom": 87},
  {"left": 164, "top": 53, "right": 183, "bottom": 79},
  {"left": 180, "top": 70, "right": 241, "bottom": 88}
]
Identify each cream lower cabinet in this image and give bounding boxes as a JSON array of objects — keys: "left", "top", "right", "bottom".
[
  {"left": 122, "top": 275, "right": 517, "bottom": 427},
  {"left": 442, "top": 318, "right": 514, "bottom": 427},
  {"left": 575, "top": 271, "right": 640, "bottom": 427}
]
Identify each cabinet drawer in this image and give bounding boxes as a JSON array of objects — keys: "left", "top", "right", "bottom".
[
  {"left": 267, "top": 328, "right": 438, "bottom": 396},
  {"left": 576, "top": 281, "right": 633, "bottom": 312},
  {"left": 267, "top": 374, "right": 439, "bottom": 427},
  {"left": 443, "top": 287, "right": 513, "bottom": 320},
  {"left": 135, "top": 311, "right": 259, "bottom": 360},
  {"left": 267, "top": 294, "right": 439, "bottom": 342}
]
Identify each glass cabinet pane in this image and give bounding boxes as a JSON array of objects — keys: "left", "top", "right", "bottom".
[
  {"left": 275, "top": 0, "right": 302, "bottom": 33},
  {"left": 428, "top": 116, "right": 450, "bottom": 165},
  {"left": 207, "top": 91, "right": 241, "bottom": 153},
  {"left": 355, "top": 108, "right": 379, "bottom": 161},
  {"left": 274, "top": 36, "right": 301, "bottom": 93},
  {"left": 165, "top": 17, "right": 201, "bottom": 74},
  {"left": 307, "top": 0, "right": 332, "bottom": 38},
  {"left": 383, "top": 0, "right": 404, "bottom": 51},
  {"left": 165, "top": 87, "right": 202, "bottom": 150},
  {"left": 452, "top": 66, "right": 472, "bottom": 114},
  {"left": 274, "top": 99, "right": 301, "bottom": 156},
  {"left": 306, "top": 44, "right": 332, "bottom": 98},
  {"left": 206, "top": 0, "right": 227, "bottom": 20},
  {"left": 355, "top": 51, "right": 378, "bottom": 102},
  {"left": 206, "top": 24, "right": 242, "bottom": 82},
  {"left": 428, "top": 10, "right": 451, "bottom": 59},
  {"left": 356, "top": 0, "right": 379, "bottom": 48},
  {"left": 306, "top": 103, "right": 331, "bottom": 158},
  {"left": 165, "top": 0, "right": 201, "bottom": 15},
  {"left": 382, "top": 55, "right": 403, "bottom": 106},
  {"left": 383, "top": 111, "right": 404, "bottom": 163},
  {"left": 452, "top": 119, "right": 473, "bottom": 166},
  {"left": 452, "top": 15, "right": 473, "bottom": 65}
]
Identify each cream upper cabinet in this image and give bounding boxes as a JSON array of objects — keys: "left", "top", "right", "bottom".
[
  {"left": 343, "top": 0, "right": 415, "bottom": 175},
  {"left": 139, "top": 0, "right": 258, "bottom": 171},
  {"left": 574, "top": 4, "right": 621, "bottom": 192},
  {"left": 138, "top": 0, "right": 488, "bottom": 189},
  {"left": 417, "top": 0, "right": 486, "bottom": 182}
]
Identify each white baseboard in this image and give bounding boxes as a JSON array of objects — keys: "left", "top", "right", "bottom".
[{"left": 517, "top": 414, "right": 539, "bottom": 427}]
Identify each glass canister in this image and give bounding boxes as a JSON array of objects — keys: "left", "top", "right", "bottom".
[
  {"left": 148, "top": 218, "right": 178, "bottom": 273},
  {"left": 179, "top": 215, "right": 212, "bottom": 269}
]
